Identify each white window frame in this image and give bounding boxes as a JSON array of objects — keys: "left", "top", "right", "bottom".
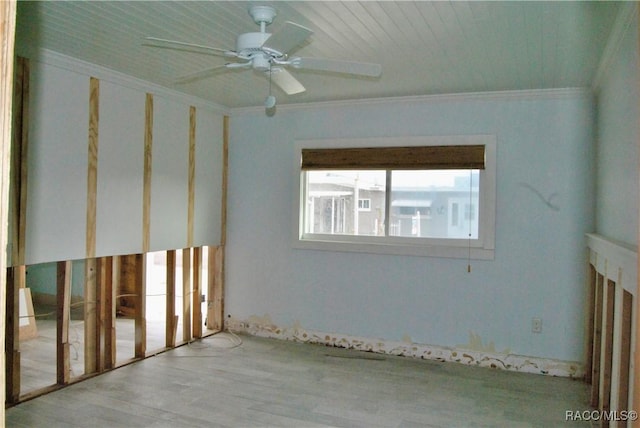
[
  {"left": 358, "top": 198, "right": 371, "bottom": 212},
  {"left": 292, "top": 135, "right": 496, "bottom": 259}
]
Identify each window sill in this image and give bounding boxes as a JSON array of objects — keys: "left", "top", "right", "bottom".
[{"left": 294, "top": 236, "right": 495, "bottom": 259}]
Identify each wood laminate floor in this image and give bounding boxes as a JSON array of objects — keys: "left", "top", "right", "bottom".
[{"left": 7, "top": 333, "right": 594, "bottom": 428}]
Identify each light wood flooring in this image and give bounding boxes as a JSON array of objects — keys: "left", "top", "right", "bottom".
[{"left": 7, "top": 333, "right": 594, "bottom": 427}]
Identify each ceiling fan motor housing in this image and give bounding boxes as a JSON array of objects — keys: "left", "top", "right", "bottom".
[{"left": 236, "top": 32, "right": 280, "bottom": 71}]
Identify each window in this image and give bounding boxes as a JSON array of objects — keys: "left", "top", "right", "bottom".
[
  {"left": 294, "top": 136, "right": 496, "bottom": 259},
  {"left": 358, "top": 199, "right": 371, "bottom": 211}
]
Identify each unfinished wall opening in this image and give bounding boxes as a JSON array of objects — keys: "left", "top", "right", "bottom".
[{"left": 5, "top": 246, "right": 223, "bottom": 405}]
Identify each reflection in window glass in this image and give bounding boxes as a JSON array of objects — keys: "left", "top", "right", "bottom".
[
  {"left": 390, "top": 170, "right": 479, "bottom": 239},
  {"left": 305, "top": 171, "right": 386, "bottom": 236},
  {"left": 304, "top": 169, "right": 479, "bottom": 240}
]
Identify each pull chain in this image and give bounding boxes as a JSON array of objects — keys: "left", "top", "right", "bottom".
[{"left": 467, "top": 169, "right": 473, "bottom": 273}]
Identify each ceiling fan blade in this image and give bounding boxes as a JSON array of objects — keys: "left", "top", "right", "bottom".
[
  {"left": 262, "top": 21, "right": 313, "bottom": 55},
  {"left": 173, "top": 64, "right": 240, "bottom": 84},
  {"left": 292, "top": 57, "right": 382, "bottom": 77},
  {"left": 143, "top": 37, "right": 235, "bottom": 57},
  {"left": 267, "top": 67, "right": 305, "bottom": 95}
]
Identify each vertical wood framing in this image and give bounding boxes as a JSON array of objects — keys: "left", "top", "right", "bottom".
[
  {"left": 206, "top": 116, "right": 229, "bottom": 332},
  {"left": 107, "top": 256, "right": 118, "bottom": 368},
  {"left": 2, "top": 1, "right": 18, "bottom": 415},
  {"left": 134, "top": 254, "right": 146, "bottom": 358},
  {"left": 56, "top": 261, "right": 71, "bottom": 385},
  {"left": 618, "top": 290, "right": 633, "bottom": 415},
  {"left": 207, "top": 246, "right": 224, "bottom": 332},
  {"left": 17, "top": 58, "right": 28, "bottom": 266},
  {"left": 84, "top": 258, "right": 98, "bottom": 374},
  {"left": 585, "top": 264, "right": 596, "bottom": 383},
  {"left": 600, "top": 280, "right": 615, "bottom": 421},
  {"left": 142, "top": 93, "right": 153, "bottom": 253},
  {"left": 5, "top": 267, "right": 20, "bottom": 403},
  {"left": 591, "top": 273, "right": 604, "bottom": 407},
  {"left": 206, "top": 247, "right": 215, "bottom": 331},
  {"left": 96, "top": 258, "right": 105, "bottom": 371},
  {"left": 187, "top": 106, "right": 196, "bottom": 247},
  {"left": 84, "top": 77, "right": 100, "bottom": 374},
  {"left": 192, "top": 247, "right": 202, "bottom": 338},
  {"left": 166, "top": 250, "right": 176, "bottom": 347},
  {"left": 100, "top": 256, "right": 115, "bottom": 370},
  {"left": 182, "top": 248, "right": 191, "bottom": 342},
  {"left": 10, "top": 56, "right": 28, "bottom": 267},
  {"left": 86, "top": 77, "right": 99, "bottom": 259}
]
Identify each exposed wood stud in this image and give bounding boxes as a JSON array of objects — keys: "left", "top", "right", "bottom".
[
  {"left": 206, "top": 246, "right": 215, "bottom": 331},
  {"left": 86, "top": 77, "right": 99, "bottom": 259},
  {"left": 84, "top": 258, "right": 98, "bottom": 374},
  {"left": 618, "top": 290, "right": 632, "bottom": 415},
  {"left": 192, "top": 246, "right": 202, "bottom": 338},
  {"left": 166, "top": 250, "right": 176, "bottom": 347},
  {"left": 0, "top": 17, "right": 17, "bottom": 420},
  {"left": 585, "top": 264, "right": 596, "bottom": 384},
  {"left": 205, "top": 115, "right": 229, "bottom": 332},
  {"left": 591, "top": 273, "right": 604, "bottom": 407},
  {"left": 142, "top": 93, "right": 153, "bottom": 253},
  {"left": 107, "top": 256, "right": 118, "bottom": 368},
  {"left": 10, "top": 56, "right": 28, "bottom": 267},
  {"left": 101, "top": 256, "right": 115, "bottom": 370},
  {"left": 600, "top": 280, "right": 615, "bottom": 423},
  {"left": 56, "top": 261, "right": 72, "bottom": 385},
  {"left": 134, "top": 254, "right": 146, "bottom": 358},
  {"left": 5, "top": 267, "right": 20, "bottom": 404},
  {"left": 96, "top": 258, "right": 105, "bottom": 372},
  {"left": 187, "top": 106, "right": 196, "bottom": 247},
  {"left": 209, "top": 246, "right": 224, "bottom": 332},
  {"left": 182, "top": 248, "right": 191, "bottom": 342}
]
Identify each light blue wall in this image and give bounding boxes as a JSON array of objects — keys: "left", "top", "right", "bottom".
[
  {"left": 596, "top": 10, "right": 639, "bottom": 247},
  {"left": 26, "top": 260, "right": 86, "bottom": 298},
  {"left": 226, "top": 91, "right": 595, "bottom": 362}
]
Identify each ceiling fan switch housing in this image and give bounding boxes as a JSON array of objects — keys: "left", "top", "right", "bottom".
[{"left": 252, "top": 54, "right": 271, "bottom": 71}]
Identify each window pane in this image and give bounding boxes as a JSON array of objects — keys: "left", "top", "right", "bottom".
[
  {"left": 305, "top": 171, "right": 386, "bottom": 236},
  {"left": 390, "top": 170, "right": 479, "bottom": 239}
]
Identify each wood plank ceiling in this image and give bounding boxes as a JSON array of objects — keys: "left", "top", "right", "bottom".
[{"left": 15, "top": 1, "right": 621, "bottom": 108}]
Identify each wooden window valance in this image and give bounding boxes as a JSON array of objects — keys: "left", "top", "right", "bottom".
[{"left": 300, "top": 145, "right": 485, "bottom": 170}]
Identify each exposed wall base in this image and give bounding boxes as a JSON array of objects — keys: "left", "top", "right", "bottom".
[{"left": 226, "top": 317, "right": 584, "bottom": 378}]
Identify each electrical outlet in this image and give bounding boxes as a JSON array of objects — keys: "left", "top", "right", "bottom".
[{"left": 532, "top": 317, "right": 542, "bottom": 333}]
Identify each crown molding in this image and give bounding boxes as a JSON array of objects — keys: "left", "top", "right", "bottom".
[
  {"left": 25, "top": 48, "right": 230, "bottom": 114},
  {"left": 230, "top": 87, "right": 593, "bottom": 117},
  {"left": 592, "top": 1, "right": 637, "bottom": 93}
]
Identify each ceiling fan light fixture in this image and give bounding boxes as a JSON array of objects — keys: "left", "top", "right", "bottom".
[
  {"left": 252, "top": 54, "right": 271, "bottom": 71},
  {"left": 265, "top": 94, "right": 276, "bottom": 109}
]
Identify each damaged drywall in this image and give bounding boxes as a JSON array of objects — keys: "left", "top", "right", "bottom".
[{"left": 227, "top": 316, "right": 583, "bottom": 378}]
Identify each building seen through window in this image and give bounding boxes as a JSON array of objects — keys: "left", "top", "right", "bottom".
[{"left": 304, "top": 170, "right": 479, "bottom": 239}]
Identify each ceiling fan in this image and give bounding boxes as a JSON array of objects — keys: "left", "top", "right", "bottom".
[{"left": 143, "top": 5, "right": 382, "bottom": 107}]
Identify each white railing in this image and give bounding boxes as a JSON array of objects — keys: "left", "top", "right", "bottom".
[{"left": 586, "top": 233, "right": 637, "bottom": 425}]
